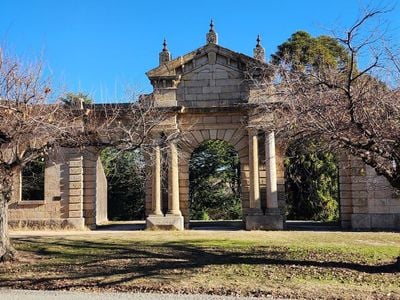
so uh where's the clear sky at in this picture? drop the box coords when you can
[1,0,399,102]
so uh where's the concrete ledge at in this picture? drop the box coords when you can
[146,214,184,230]
[245,214,284,230]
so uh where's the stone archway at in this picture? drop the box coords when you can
[178,126,250,228]
[145,107,284,230]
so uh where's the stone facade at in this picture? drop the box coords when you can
[9,148,107,229]
[8,24,400,231]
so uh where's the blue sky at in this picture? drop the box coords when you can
[1,0,399,102]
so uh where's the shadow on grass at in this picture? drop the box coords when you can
[0,236,398,291]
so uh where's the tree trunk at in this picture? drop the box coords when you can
[0,165,16,262]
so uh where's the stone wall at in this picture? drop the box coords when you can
[341,157,400,230]
[176,63,248,108]
[8,148,109,229]
[9,149,71,228]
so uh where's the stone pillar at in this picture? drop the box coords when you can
[147,141,184,230]
[168,141,181,216]
[246,130,283,230]
[152,145,162,215]
[248,128,262,213]
[67,151,85,229]
[265,131,278,209]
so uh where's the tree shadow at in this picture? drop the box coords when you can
[0,236,398,291]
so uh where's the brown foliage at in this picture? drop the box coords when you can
[0,48,169,260]
[257,9,400,189]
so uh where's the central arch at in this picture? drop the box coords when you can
[188,139,242,228]
[175,122,251,228]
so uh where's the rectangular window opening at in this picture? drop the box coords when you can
[21,157,45,201]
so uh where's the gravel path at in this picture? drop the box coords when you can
[0,289,267,300]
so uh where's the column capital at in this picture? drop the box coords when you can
[247,127,259,136]
[264,130,275,135]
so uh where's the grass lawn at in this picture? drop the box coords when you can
[1,230,399,299]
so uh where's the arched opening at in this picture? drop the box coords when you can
[100,148,145,222]
[284,140,340,229]
[189,139,242,229]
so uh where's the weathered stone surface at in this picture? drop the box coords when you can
[245,214,284,230]
[146,215,184,230]
[351,214,371,229]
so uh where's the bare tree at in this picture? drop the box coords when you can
[256,8,400,190]
[0,49,170,261]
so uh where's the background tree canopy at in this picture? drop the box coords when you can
[60,92,93,106]
[272,30,349,70]
[189,140,241,220]
[272,31,344,222]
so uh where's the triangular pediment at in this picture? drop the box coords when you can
[146,43,266,79]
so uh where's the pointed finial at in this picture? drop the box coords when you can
[162,38,168,51]
[256,34,261,47]
[159,38,171,65]
[253,34,265,62]
[206,19,218,44]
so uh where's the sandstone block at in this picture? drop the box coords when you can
[351,214,371,229]
[68,211,82,218]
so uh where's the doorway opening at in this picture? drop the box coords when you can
[100,148,145,222]
[284,140,340,230]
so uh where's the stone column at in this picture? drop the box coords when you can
[265,131,278,209]
[168,141,181,216]
[152,145,163,215]
[248,128,261,212]
[147,138,184,231]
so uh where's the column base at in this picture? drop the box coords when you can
[67,218,85,230]
[246,208,264,216]
[245,214,283,230]
[146,214,184,231]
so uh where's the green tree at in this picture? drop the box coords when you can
[100,148,145,220]
[273,31,346,221]
[272,31,349,71]
[60,92,93,106]
[285,141,339,221]
[189,140,241,220]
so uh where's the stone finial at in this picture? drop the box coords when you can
[206,19,218,44]
[159,38,171,65]
[253,34,265,62]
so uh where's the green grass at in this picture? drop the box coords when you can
[1,230,399,299]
